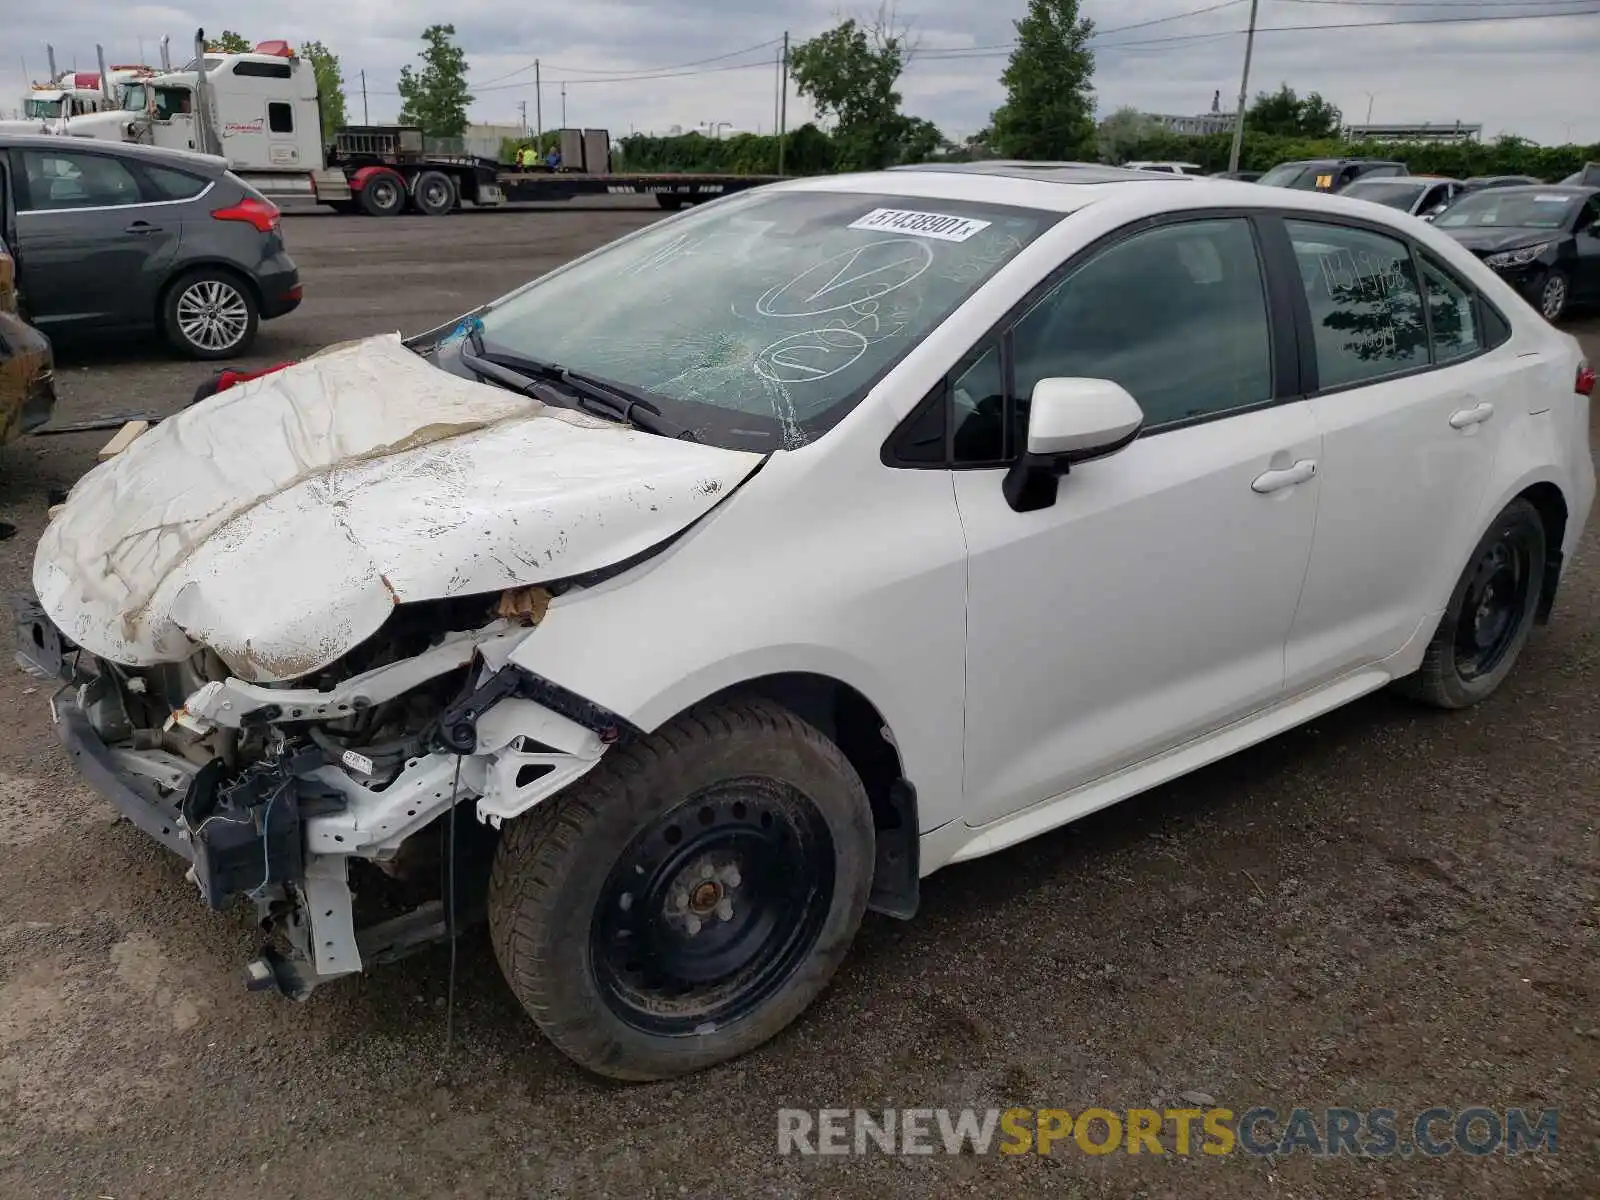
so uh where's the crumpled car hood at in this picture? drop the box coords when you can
[34,333,763,681]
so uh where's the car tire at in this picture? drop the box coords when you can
[487,697,874,1081]
[411,170,455,217]
[1537,270,1569,322]
[358,171,406,217]
[161,269,259,360]
[1394,499,1546,709]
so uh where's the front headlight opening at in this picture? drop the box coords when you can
[1486,243,1549,268]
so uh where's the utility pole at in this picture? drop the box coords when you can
[534,60,542,146]
[361,70,369,124]
[773,46,781,137]
[560,82,566,128]
[1226,0,1260,174]
[777,31,789,176]
[517,100,526,133]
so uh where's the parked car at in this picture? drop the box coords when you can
[1123,160,1204,175]
[1258,158,1408,192]
[1559,162,1600,187]
[1462,175,1542,193]
[18,166,1594,1081]
[1338,174,1466,220]
[1432,184,1600,321]
[1210,169,1263,182]
[0,135,301,359]
[0,222,56,446]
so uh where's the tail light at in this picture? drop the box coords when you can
[1577,362,1595,396]
[211,197,280,234]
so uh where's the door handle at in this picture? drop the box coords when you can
[1252,459,1317,494]
[124,221,162,234]
[1449,402,1494,429]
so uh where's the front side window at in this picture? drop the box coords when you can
[470,190,1057,450]
[1008,218,1273,438]
[19,150,142,211]
[1285,220,1428,389]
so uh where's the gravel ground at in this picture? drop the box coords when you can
[0,202,1596,1200]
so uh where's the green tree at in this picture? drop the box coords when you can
[299,41,346,135]
[789,12,910,171]
[1246,84,1342,139]
[206,31,252,54]
[397,24,473,138]
[1096,106,1161,163]
[991,0,1097,160]
[896,116,948,164]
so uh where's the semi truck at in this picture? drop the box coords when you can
[59,30,783,216]
[0,44,153,136]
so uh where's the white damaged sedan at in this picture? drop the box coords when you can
[17,165,1594,1080]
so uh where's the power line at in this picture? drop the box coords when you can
[474,37,782,88]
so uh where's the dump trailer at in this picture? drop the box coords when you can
[57,29,783,215]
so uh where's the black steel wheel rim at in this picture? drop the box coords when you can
[590,777,835,1036]
[1453,531,1533,680]
[372,179,398,208]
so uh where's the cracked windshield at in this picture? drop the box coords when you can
[473,190,1055,449]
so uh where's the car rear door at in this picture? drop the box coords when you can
[952,215,1322,827]
[12,146,181,334]
[1278,217,1509,692]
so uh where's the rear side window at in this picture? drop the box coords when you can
[1285,220,1428,389]
[140,164,209,201]
[268,103,293,133]
[1419,257,1481,363]
[18,149,142,211]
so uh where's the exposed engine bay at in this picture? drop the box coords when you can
[15,585,624,996]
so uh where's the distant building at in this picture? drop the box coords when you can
[1342,122,1482,145]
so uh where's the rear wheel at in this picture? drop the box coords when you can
[487,698,874,1081]
[161,269,258,360]
[358,171,406,217]
[1395,499,1546,708]
[411,170,455,216]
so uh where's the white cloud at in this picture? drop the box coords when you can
[2,1,1596,145]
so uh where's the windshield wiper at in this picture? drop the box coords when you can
[460,330,698,442]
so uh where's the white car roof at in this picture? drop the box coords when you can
[771,166,1404,222]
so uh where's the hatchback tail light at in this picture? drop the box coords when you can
[212,197,280,234]
[1577,362,1596,396]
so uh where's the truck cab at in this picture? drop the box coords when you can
[61,39,346,203]
[0,74,113,136]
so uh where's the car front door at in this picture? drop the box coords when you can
[952,215,1323,827]
[1568,195,1600,300]
[1279,218,1505,692]
[11,146,181,334]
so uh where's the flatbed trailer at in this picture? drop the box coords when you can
[315,125,783,217]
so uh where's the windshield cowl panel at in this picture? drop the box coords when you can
[470,190,1059,453]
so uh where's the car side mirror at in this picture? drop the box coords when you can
[1002,378,1145,513]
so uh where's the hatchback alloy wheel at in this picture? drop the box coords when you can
[175,279,251,354]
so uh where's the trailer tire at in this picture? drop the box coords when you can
[412,170,455,217]
[359,170,407,217]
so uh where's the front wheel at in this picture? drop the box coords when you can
[1537,270,1569,322]
[1394,499,1546,709]
[161,269,258,360]
[488,698,874,1080]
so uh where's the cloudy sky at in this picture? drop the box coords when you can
[5,1,1597,146]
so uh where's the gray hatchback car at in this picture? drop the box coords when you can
[0,136,300,359]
